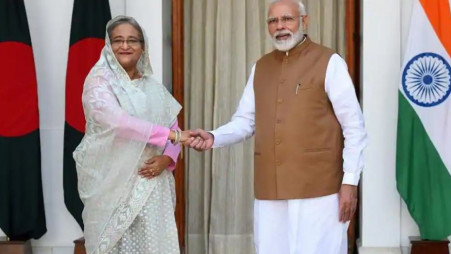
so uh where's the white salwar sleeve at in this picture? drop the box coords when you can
[325,54,368,186]
[210,65,256,148]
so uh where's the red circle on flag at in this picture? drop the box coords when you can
[0,42,39,137]
[66,38,105,133]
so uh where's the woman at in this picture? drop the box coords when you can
[73,16,189,254]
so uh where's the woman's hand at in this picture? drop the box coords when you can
[180,130,193,144]
[138,155,173,179]
[168,130,194,144]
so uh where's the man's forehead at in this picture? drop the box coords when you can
[268,1,299,17]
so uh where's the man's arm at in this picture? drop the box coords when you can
[326,54,367,186]
[211,65,256,148]
[187,65,256,150]
[325,54,367,222]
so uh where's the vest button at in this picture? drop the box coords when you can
[275,139,281,145]
[277,119,282,124]
[277,99,283,104]
[280,79,286,84]
[276,160,282,165]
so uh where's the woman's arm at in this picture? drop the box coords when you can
[161,121,181,171]
[83,78,171,147]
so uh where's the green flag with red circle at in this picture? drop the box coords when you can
[0,0,46,240]
[64,0,111,229]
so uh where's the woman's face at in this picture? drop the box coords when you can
[110,23,144,70]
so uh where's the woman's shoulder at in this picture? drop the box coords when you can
[140,76,164,90]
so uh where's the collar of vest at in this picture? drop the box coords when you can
[274,35,311,59]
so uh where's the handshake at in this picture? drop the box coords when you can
[169,129,214,151]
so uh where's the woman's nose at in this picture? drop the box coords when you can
[120,41,130,49]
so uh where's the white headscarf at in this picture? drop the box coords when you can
[73,16,181,254]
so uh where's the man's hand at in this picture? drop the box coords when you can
[338,184,358,222]
[184,129,214,151]
[138,155,172,179]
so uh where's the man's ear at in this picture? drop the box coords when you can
[302,15,309,31]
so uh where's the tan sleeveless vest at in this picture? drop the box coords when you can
[253,37,344,200]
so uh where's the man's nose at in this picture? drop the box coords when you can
[276,20,285,30]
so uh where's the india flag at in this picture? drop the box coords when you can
[397,0,451,240]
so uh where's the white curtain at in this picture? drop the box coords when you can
[184,1,346,253]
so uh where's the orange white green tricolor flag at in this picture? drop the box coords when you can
[397,0,451,240]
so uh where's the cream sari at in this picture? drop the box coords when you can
[73,16,181,254]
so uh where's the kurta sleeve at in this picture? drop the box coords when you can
[324,54,368,186]
[161,120,181,171]
[210,65,256,147]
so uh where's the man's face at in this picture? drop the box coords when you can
[267,1,308,51]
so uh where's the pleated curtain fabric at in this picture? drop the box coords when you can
[305,0,346,57]
[184,0,345,253]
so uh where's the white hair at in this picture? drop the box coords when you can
[270,0,307,16]
[298,1,307,16]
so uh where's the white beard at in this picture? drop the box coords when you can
[272,27,305,52]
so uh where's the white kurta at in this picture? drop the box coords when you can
[210,53,367,254]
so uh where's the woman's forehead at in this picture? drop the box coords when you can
[110,23,140,37]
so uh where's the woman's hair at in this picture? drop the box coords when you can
[107,16,144,46]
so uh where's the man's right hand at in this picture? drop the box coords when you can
[185,129,214,151]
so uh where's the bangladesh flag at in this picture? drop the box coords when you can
[64,0,111,229]
[397,0,451,240]
[0,0,46,240]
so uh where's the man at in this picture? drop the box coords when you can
[186,0,367,253]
